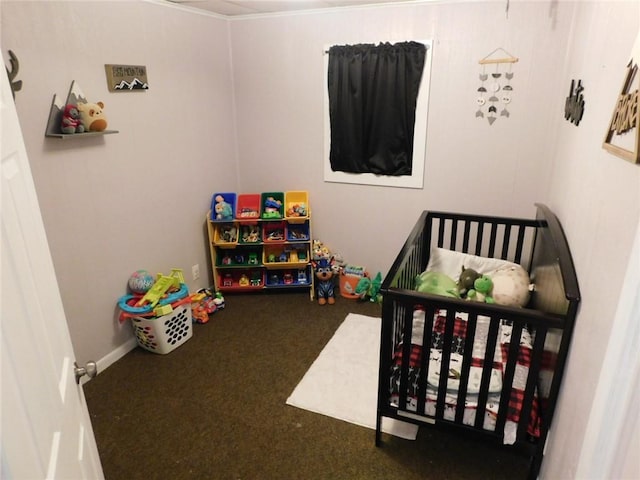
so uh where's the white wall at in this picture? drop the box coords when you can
[543,1,640,479]
[1,0,238,364]
[229,1,575,276]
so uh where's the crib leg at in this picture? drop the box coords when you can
[375,414,382,447]
[528,451,543,480]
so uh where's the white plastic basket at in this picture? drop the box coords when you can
[131,305,193,354]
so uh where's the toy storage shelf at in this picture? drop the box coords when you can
[206,194,314,300]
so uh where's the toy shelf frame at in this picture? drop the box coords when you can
[206,211,315,300]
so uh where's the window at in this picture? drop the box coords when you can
[323,40,432,189]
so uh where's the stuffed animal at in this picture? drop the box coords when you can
[312,257,336,305]
[467,275,494,303]
[458,266,480,296]
[77,101,108,132]
[214,195,233,220]
[415,271,460,298]
[60,104,85,134]
[490,265,532,307]
[355,271,383,303]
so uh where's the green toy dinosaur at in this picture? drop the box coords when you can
[467,275,495,303]
[355,272,383,303]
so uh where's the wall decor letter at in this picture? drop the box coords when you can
[565,79,585,126]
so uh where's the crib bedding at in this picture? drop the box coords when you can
[389,308,545,444]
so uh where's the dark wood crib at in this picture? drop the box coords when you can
[375,204,580,480]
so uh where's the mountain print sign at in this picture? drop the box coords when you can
[105,64,149,92]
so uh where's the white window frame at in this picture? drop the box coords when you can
[323,39,433,189]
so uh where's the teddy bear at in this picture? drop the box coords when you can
[312,257,336,305]
[60,104,85,134]
[77,101,108,132]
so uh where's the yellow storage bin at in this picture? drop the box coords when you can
[263,244,310,269]
[213,223,239,246]
[285,191,309,222]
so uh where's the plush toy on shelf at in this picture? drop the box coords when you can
[312,257,336,305]
[214,195,233,220]
[60,104,85,134]
[77,101,108,132]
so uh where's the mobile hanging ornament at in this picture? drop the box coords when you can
[475,48,518,125]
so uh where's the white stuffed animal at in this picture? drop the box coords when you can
[490,265,532,307]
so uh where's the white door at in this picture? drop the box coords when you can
[1,70,104,478]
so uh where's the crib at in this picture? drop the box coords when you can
[375,204,580,480]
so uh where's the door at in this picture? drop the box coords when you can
[1,71,104,478]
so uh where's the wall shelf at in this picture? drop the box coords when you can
[45,80,117,139]
[45,130,119,139]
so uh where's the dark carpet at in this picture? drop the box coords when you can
[84,292,529,479]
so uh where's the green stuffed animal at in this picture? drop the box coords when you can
[415,271,460,298]
[355,272,383,303]
[467,275,495,303]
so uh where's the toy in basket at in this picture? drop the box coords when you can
[118,269,193,354]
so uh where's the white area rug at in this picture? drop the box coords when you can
[286,313,419,440]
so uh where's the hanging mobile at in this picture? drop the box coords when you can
[476,66,488,117]
[476,47,518,125]
[501,62,514,117]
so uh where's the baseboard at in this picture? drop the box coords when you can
[87,337,138,383]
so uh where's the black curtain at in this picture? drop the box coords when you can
[327,41,426,176]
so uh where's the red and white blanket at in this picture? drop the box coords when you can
[390,309,555,444]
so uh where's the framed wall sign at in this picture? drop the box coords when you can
[602,59,639,164]
[104,64,149,92]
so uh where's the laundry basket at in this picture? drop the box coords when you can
[131,305,193,354]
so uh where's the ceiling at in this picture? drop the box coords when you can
[164,0,421,17]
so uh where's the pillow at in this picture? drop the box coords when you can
[426,247,522,282]
[425,247,531,307]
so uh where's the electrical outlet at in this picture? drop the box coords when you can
[192,264,200,280]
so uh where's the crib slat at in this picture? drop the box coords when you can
[488,223,498,258]
[462,220,471,253]
[416,306,436,417]
[437,218,446,248]
[455,312,478,424]
[397,307,415,410]
[495,322,524,434]
[449,220,458,250]
[517,326,548,440]
[435,309,456,420]
[475,223,484,256]
[501,224,512,259]
[474,316,501,430]
[514,224,527,264]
